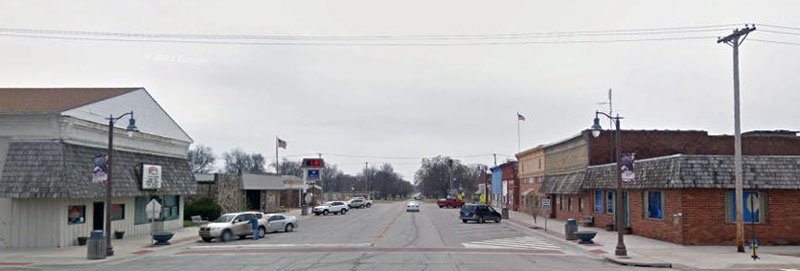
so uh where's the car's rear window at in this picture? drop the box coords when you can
[461,205,476,211]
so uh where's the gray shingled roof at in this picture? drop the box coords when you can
[582,154,800,190]
[541,171,585,194]
[0,142,196,198]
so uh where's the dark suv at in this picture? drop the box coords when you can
[460,204,501,223]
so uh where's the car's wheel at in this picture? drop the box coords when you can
[462,219,467,223]
[366,203,372,208]
[323,210,329,215]
[220,230,233,242]
[478,216,485,224]
[438,205,443,208]
[201,237,213,242]
[341,209,347,215]
[495,217,502,223]
[258,227,266,238]
[285,224,294,232]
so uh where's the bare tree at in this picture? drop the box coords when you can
[187,145,216,173]
[222,148,266,174]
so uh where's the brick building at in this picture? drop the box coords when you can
[515,146,546,215]
[535,129,800,245]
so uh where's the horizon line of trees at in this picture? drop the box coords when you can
[187,144,414,199]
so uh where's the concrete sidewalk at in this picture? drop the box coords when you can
[0,226,202,268]
[508,210,800,269]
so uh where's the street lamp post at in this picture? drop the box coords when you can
[591,111,627,257]
[105,111,139,256]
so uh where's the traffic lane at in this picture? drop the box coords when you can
[192,201,404,246]
[424,202,534,246]
[66,252,676,271]
[374,201,447,248]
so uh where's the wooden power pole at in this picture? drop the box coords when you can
[717,24,756,253]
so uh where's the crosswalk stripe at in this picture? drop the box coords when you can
[462,235,561,250]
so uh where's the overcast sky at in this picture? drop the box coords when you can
[1,1,799,180]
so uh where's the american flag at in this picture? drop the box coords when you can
[517,113,526,121]
[277,138,287,149]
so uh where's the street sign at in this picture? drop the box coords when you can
[145,199,162,220]
[307,169,320,180]
[541,199,551,210]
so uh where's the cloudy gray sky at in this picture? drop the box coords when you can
[1,1,799,180]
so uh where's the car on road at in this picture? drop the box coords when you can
[348,197,368,208]
[313,201,349,215]
[198,211,267,242]
[264,213,298,233]
[413,193,423,200]
[437,197,465,208]
[460,204,502,223]
[406,201,420,212]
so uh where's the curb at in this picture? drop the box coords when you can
[506,216,676,269]
[504,218,604,260]
[604,256,673,268]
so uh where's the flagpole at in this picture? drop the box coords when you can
[275,136,279,175]
[517,115,521,152]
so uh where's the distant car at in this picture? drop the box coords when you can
[460,204,502,223]
[348,197,367,208]
[198,212,267,242]
[313,201,349,215]
[437,198,465,208]
[264,213,298,233]
[413,194,423,200]
[406,201,420,212]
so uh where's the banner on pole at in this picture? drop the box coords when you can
[92,154,108,183]
[621,153,636,183]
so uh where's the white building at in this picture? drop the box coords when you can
[0,88,196,248]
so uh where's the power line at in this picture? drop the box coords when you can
[750,39,800,46]
[0,23,737,46]
[758,24,800,32]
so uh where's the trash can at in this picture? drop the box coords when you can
[565,219,578,240]
[501,207,509,219]
[301,204,308,216]
[87,230,107,260]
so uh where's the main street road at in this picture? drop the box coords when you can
[67,201,672,271]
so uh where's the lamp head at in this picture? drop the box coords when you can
[125,112,139,137]
[591,115,602,138]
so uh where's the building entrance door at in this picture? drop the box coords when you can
[93,202,104,230]
[622,191,631,227]
[246,190,261,211]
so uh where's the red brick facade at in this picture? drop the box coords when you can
[549,189,800,245]
[588,130,800,166]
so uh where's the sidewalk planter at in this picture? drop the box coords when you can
[152,232,174,246]
[575,231,597,244]
[623,226,632,235]
[114,231,125,239]
[77,236,88,246]
[604,223,615,231]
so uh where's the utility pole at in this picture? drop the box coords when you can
[365,162,369,199]
[718,24,756,253]
[493,153,497,166]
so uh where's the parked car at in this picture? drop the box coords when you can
[437,198,465,208]
[413,193,423,200]
[264,213,298,233]
[406,201,420,212]
[348,197,367,208]
[459,204,502,223]
[198,211,267,242]
[313,201,349,215]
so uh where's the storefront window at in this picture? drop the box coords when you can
[606,191,615,214]
[112,204,125,221]
[594,191,603,213]
[726,191,765,223]
[68,205,85,225]
[644,191,663,219]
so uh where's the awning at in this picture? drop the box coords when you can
[521,188,536,196]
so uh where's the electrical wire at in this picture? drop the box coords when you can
[750,39,800,46]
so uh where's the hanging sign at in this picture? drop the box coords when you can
[92,154,108,183]
[142,164,163,189]
[621,153,636,183]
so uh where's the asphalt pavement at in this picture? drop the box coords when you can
[48,201,674,271]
